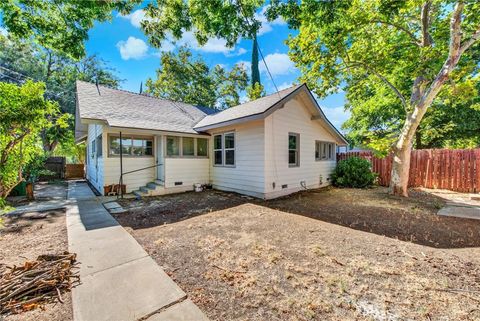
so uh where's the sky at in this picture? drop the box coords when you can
[84,7,350,131]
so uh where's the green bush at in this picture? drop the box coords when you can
[331,157,376,188]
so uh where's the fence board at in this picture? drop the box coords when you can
[337,148,480,193]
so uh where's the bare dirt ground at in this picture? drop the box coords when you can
[0,209,73,321]
[115,187,480,321]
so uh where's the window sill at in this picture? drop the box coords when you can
[288,164,300,168]
[213,164,236,168]
[165,156,209,159]
[108,155,154,158]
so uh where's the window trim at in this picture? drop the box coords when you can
[315,141,336,161]
[108,134,154,158]
[165,136,210,159]
[213,131,236,167]
[288,132,300,167]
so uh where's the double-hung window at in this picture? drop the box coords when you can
[315,141,336,161]
[288,133,300,167]
[214,132,235,166]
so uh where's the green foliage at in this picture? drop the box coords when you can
[331,157,376,188]
[146,47,248,109]
[142,0,263,49]
[247,82,266,100]
[268,1,480,153]
[0,0,137,59]
[251,35,261,86]
[0,80,58,198]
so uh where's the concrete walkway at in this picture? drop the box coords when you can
[431,189,480,220]
[66,181,208,321]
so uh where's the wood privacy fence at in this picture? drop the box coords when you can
[65,164,85,179]
[337,149,480,193]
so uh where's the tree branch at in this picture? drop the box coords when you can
[459,27,480,56]
[421,1,433,47]
[345,61,408,111]
[369,19,420,46]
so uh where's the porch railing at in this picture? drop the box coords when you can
[117,163,163,199]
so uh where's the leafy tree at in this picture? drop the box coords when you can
[247,35,266,100]
[0,0,137,59]
[270,0,480,196]
[0,36,121,153]
[146,47,248,109]
[331,157,377,188]
[247,82,266,100]
[0,81,59,200]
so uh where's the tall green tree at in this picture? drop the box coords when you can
[247,35,266,100]
[0,81,59,199]
[269,0,480,196]
[146,47,248,109]
[0,0,137,59]
[0,36,121,152]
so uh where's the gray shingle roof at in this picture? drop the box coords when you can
[76,80,216,134]
[193,84,302,130]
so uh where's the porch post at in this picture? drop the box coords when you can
[119,131,123,199]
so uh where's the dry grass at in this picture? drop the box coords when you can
[115,187,480,320]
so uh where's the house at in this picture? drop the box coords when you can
[75,80,348,199]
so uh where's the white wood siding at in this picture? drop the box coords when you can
[164,158,209,189]
[264,97,337,199]
[208,120,265,198]
[85,124,104,193]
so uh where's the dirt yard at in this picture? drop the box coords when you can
[115,187,480,321]
[0,209,73,321]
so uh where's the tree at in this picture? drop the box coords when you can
[0,81,59,200]
[0,35,121,152]
[146,47,248,109]
[0,0,137,59]
[270,0,480,196]
[247,35,266,100]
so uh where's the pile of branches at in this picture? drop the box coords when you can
[0,252,80,315]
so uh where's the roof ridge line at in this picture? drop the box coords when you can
[76,80,216,112]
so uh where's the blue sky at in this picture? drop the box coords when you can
[84,7,349,130]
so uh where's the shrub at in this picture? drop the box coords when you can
[331,157,376,188]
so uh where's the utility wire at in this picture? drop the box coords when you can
[237,0,280,95]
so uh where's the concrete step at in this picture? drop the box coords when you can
[154,180,165,186]
[133,190,148,198]
[140,186,154,193]
[147,182,162,190]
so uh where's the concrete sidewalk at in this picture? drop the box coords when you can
[66,181,208,321]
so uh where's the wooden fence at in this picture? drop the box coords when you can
[65,164,85,179]
[337,149,480,193]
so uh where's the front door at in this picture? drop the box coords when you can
[156,136,164,182]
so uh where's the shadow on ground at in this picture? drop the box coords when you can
[114,187,480,249]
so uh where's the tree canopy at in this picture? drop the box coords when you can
[0,0,137,59]
[146,47,248,109]
[0,81,59,199]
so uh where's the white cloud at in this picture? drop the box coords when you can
[322,106,351,129]
[277,82,293,91]
[259,53,296,76]
[236,60,252,71]
[255,6,286,36]
[116,37,149,60]
[117,9,149,28]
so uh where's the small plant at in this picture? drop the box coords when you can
[331,157,376,188]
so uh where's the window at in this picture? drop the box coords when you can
[182,137,195,156]
[288,133,299,167]
[96,135,103,157]
[213,132,235,166]
[315,141,336,161]
[224,133,235,166]
[166,136,180,156]
[197,138,208,157]
[213,134,223,165]
[109,135,153,157]
[91,139,95,159]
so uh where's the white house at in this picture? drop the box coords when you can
[75,80,348,199]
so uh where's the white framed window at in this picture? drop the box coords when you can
[96,134,103,157]
[213,132,235,166]
[109,135,153,157]
[166,136,209,158]
[315,141,336,161]
[288,133,300,167]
